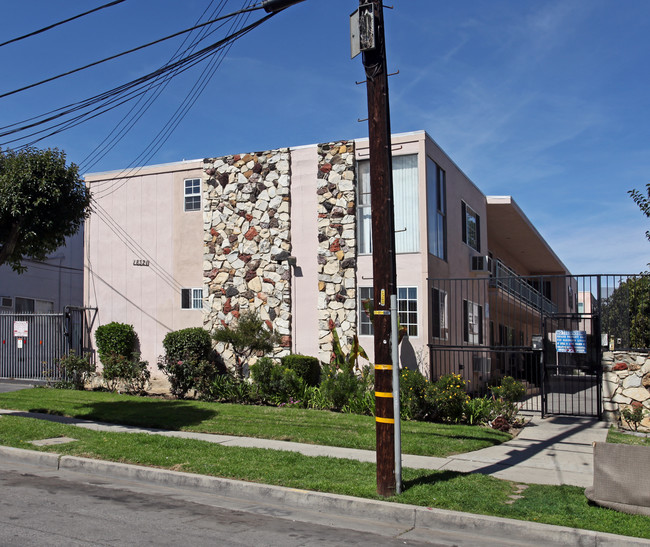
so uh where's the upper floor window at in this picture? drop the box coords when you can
[462,201,480,252]
[181,288,203,310]
[427,158,446,260]
[184,178,201,211]
[357,155,419,254]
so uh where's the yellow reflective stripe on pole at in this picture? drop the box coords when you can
[375,391,393,398]
[376,417,395,424]
[375,364,392,370]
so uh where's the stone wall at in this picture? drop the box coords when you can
[602,351,650,432]
[316,141,357,362]
[202,149,292,369]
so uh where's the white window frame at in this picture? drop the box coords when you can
[184,178,201,212]
[356,155,419,254]
[398,286,418,337]
[359,286,418,337]
[181,288,203,310]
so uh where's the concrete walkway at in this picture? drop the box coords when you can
[0,408,609,487]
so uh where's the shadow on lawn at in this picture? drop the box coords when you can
[26,399,217,431]
[402,469,465,490]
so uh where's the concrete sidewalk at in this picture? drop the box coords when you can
[0,408,608,487]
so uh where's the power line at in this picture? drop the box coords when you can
[0,12,275,148]
[0,0,128,49]
[0,4,265,100]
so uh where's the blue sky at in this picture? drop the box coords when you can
[1,0,648,274]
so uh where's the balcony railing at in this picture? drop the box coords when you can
[490,260,558,314]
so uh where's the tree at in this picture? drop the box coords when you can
[0,147,91,272]
[212,310,280,380]
[601,275,650,349]
[629,183,650,241]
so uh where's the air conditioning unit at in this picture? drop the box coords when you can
[471,255,493,272]
[0,296,12,310]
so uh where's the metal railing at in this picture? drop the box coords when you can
[490,260,557,315]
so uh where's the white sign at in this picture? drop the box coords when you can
[13,321,28,337]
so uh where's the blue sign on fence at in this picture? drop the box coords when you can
[555,330,587,354]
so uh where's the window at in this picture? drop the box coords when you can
[431,287,448,339]
[398,287,418,337]
[358,286,374,336]
[14,298,53,313]
[427,158,446,260]
[463,299,483,345]
[184,178,201,211]
[181,288,203,310]
[357,155,419,254]
[358,286,418,337]
[461,201,480,252]
[578,302,585,314]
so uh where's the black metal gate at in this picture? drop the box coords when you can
[428,273,617,418]
[0,307,97,381]
[541,313,602,418]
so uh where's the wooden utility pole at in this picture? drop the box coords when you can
[358,0,397,497]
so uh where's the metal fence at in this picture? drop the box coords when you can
[0,307,96,381]
[427,273,649,416]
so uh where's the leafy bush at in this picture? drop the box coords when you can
[102,353,150,394]
[399,368,430,420]
[250,356,305,404]
[342,366,375,416]
[202,373,255,404]
[57,351,95,390]
[158,328,221,399]
[319,364,373,413]
[213,311,280,380]
[427,373,469,423]
[622,401,645,432]
[489,376,526,425]
[490,376,525,403]
[281,354,321,387]
[95,322,137,363]
[463,396,498,425]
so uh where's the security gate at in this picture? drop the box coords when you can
[541,313,602,418]
[427,274,638,419]
[0,307,96,381]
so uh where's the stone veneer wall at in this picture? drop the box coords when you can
[602,351,650,432]
[316,141,357,362]
[202,149,292,369]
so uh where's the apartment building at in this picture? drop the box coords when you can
[84,130,572,380]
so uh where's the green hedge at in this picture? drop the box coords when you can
[281,354,321,387]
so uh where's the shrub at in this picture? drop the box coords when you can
[95,322,137,363]
[342,366,375,416]
[102,353,150,394]
[490,376,525,404]
[319,364,372,413]
[622,401,645,432]
[463,396,498,425]
[158,328,221,399]
[427,373,469,423]
[281,354,321,387]
[57,351,95,390]
[202,373,254,404]
[250,356,305,405]
[399,368,430,420]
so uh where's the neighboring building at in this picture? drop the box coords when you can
[0,230,84,314]
[84,130,573,380]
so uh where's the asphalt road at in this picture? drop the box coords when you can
[0,458,535,547]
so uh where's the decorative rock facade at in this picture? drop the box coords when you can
[201,141,359,370]
[316,141,357,362]
[202,149,293,365]
[602,351,650,432]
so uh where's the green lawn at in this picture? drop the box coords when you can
[607,427,650,446]
[1,413,649,540]
[0,387,510,457]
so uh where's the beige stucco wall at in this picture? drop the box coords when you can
[84,161,204,377]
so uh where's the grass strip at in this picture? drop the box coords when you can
[0,388,510,457]
[0,414,648,540]
[607,427,650,446]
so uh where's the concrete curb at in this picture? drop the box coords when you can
[1,445,647,546]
